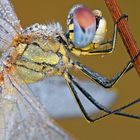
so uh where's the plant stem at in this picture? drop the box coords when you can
[104,0,140,77]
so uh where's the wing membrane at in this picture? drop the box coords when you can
[0,0,21,31]
[0,0,22,52]
[0,73,72,140]
[30,76,117,118]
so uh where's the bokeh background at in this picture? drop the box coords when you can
[12,0,140,140]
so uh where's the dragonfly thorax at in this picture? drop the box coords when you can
[11,32,71,83]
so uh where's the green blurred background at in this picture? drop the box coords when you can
[12,0,140,140]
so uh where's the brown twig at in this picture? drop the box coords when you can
[104,0,140,77]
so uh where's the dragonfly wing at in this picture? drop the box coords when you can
[0,0,22,52]
[0,0,21,32]
[31,77,117,119]
[0,73,72,140]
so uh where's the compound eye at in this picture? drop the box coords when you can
[67,5,96,48]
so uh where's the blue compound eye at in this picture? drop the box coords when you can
[67,5,96,48]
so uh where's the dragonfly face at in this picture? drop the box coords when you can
[66,4,107,54]
[67,4,97,48]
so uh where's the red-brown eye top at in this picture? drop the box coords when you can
[67,5,97,48]
[74,7,96,29]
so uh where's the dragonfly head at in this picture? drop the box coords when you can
[66,4,97,48]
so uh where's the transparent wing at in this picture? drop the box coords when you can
[0,73,72,140]
[0,0,21,31]
[0,0,22,52]
[30,77,117,119]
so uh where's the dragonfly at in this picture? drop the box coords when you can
[0,2,140,140]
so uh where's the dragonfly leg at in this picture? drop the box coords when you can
[64,72,140,122]
[88,14,128,55]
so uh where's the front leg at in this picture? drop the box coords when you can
[88,14,128,55]
[74,59,134,88]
